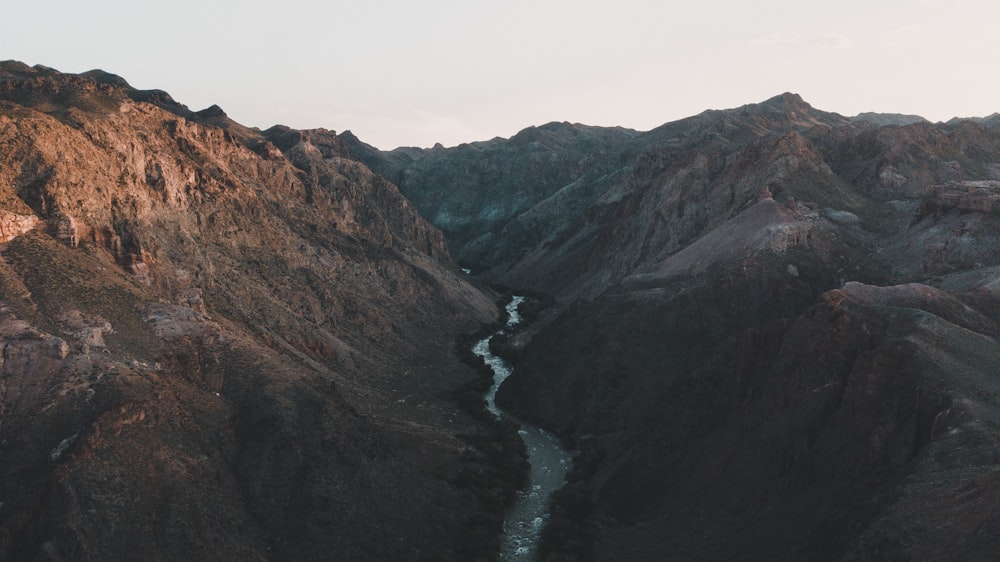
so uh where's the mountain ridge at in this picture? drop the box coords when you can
[0,60,517,561]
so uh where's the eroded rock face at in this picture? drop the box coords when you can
[0,62,501,561]
[0,211,37,243]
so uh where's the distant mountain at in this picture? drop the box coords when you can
[351,92,1000,560]
[341,121,640,277]
[346,93,857,296]
[946,112,1000,127]
[851,111,929,126]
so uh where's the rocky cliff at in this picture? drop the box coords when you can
[0,62,506,561]
[354,93,1000,560]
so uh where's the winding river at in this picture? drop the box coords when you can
[472,296,573,561]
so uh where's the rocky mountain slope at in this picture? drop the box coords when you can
[0,62,509,561]
[352,94,1000,560]
[341,123,639,278]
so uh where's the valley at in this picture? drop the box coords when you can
[472,296,572,560]
[3,60,1000,561]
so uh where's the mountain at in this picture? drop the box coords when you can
[8,60,1000,561]
[352,93,1000,560]
[0,61,515,561]
[350,93,853,297]
[851,111,929,126]
[341,122,640,278]
[946,112,1000,127]
[347,94,856,297]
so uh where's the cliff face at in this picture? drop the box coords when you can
[355,92,1000,560]
[0,62,501,561]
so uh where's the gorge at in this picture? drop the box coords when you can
[3,61,1000,561]
[350,94,1000,561]
[473,296,572,560]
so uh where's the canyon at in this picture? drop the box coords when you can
[3,60,1000,561]
[351,94,1000,560]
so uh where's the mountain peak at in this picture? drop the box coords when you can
[195,104,227,119]
[726,92,850,129]
[0,59,35,78]
[759,92,812,112]
[80,69,131,89]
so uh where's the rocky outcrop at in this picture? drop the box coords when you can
[0,210,37,243]
[917,180,1000,215]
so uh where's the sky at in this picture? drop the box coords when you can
[3,0,1000,149]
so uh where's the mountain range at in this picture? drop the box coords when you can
[348,92,1000,561]
[3,61,1000,561]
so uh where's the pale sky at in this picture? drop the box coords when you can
[3,0,999,149]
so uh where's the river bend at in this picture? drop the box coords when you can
[472,296,572,560]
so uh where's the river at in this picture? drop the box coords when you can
[472,296,573,561]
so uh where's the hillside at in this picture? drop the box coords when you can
[0,61,508,561]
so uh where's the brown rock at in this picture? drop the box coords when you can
[0,210,37,243]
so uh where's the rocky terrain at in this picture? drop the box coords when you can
[7,58,1000,562]
[353,95,1000,560]
[0,62,515,561]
